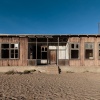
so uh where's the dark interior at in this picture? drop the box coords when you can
[42,52,47,59]
[1,44,9,48]
[71,50,79,59]
[85,50,93,59]
[1,49,9,58]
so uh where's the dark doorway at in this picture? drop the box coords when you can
[28,44,36,59]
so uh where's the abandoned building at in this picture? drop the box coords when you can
[0,34,100,68]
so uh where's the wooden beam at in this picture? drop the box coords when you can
[36,38,37,66]
[47,37,49,65]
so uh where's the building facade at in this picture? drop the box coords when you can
[0,34,100,67]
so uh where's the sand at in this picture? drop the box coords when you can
[0,73,100,100]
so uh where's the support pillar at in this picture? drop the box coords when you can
[57,37,59,66]
[47,37,49,65]
[36,37,37,66]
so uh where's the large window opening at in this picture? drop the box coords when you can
[1,43,19,59]
[28,44,47,60]
[70,43,79,59]
[85,43,94,59]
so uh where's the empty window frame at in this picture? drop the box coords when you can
[41,46,47,59]
[70,43,80,59]
[1,44,9,58]
[85,43,94,59]
[1,43,19,59]
[10,43,19,59]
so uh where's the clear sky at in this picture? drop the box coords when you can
[0,0,100,34]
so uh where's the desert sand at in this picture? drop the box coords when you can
[0,72,100,100]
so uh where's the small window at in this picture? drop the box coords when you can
[11,44,18,49]
[42,47,44,51]
[71,44,74,48]
[76,44,78,48]
[11,44,14,48]
[70,43,79,59]
[45,48,47,51]
[85,44,88,49]
[41,46,47,52]
[1,44,9,48]
[14,44,18,48]
[85,43,94,59]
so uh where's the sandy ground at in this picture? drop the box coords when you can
[0,73,100,100]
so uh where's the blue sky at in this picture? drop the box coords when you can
[0,0,100,34]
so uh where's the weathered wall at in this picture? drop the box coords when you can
[81,37,96,66]
[0,37,28,66]
[69,37,100,66]
[69,37,81,66]
[1,36,99,67]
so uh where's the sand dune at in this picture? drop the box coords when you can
[0,73,100,100]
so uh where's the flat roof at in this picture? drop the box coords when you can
[0,34,100,37]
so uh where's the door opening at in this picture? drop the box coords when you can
[49,50,57,64]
